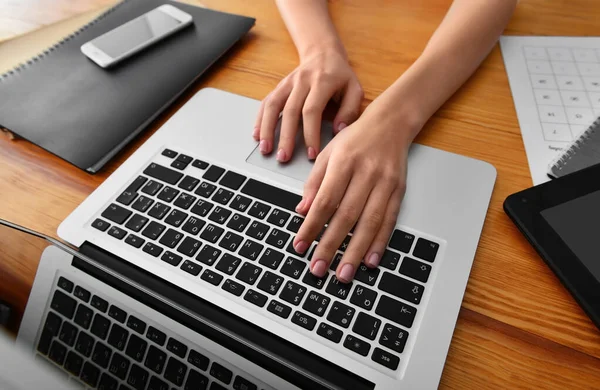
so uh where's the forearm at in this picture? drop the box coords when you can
[275,0,346,60]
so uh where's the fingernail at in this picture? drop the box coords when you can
[295,199,306,213]
[259,140,269,154]
[338,263,354,283]
[294,240,309,254]
[311,259,327,277]
[367,253,380,268]
[276,149,287,162]
[307,147,317,160]
[337,122,347,132]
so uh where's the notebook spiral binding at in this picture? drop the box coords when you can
[550,117,600,173]
[0,0,131,82]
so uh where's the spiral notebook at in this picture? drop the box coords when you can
[0,0,254,173]
[548,117,600,178]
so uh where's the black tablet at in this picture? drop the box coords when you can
[504,163,600,331]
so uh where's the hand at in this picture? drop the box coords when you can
[253,47,363,162]
[291,107,415,283]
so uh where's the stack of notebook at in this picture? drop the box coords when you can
[548,117,600,179]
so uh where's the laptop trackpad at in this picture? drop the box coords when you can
[246,121,335,183]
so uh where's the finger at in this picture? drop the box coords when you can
[253,95,267,141]
[260,81,293,154]
[277,83,310,162]
[333,82,364,134]
[310,176,374,278]
[302,86,335,160]
[295,147,331,215]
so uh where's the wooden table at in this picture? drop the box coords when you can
[1,0,599,388]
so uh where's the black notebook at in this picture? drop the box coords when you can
[548,117,600,179]
[0,0,254,172]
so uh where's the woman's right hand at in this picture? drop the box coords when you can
[253,46,363,162]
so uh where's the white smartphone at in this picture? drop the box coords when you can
[81,4,193,68]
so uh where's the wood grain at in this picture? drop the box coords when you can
[0,0,599,388]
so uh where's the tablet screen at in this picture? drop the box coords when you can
[541,190,600,281]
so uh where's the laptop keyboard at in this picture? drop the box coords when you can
[91,148,442,374]
[37,276,266,390]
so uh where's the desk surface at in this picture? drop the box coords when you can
[1,0,599,388]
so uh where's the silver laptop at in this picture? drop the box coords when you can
[53,88,496,389]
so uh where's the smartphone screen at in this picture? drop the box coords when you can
[92,9,182,58]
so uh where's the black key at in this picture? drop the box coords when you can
[125,234,145,249]
[148,202,171,220]
[191,199,214,218]
[317,322,343,343]
[159,228,184,248]
[142,180,163,196]
[247,201,270,220]
[233,376,257,390]
[99,373,119,390]
[201,269,224,286]
[281,257,306,279]
[379,323,409,353]
[92,218,111,232]
[182,216,206,236]
[44,311,62,336]
[257,271,284,295]
[218,232,243,252]
[91,295,109,313]
[379,272,424,304]
[222,279,245,296]
[57,276,74,293]
[74,305,93,329]
[302,271,328,290]
[109,353,130,380]
[325,277,352,300]
[126,175,148,193]
[186,369,210,390]
[181,260,203,276]
[399,257,432,283]
[243,289,268,307]
[165,209,188,227]
[238,239,263,261]
[413,238,439,263]
[209,206,232,225]
[117,190,138,206]
[302,291,330,317]
[210,362,232,385]
[178,175,200,192]
[266,228,290,249]
[59,321,78,346]
[161,251,183,266]
[286,215,304,233]
[108,324,129,351]
[177,237,202,257]
[145,347,171,376]
[146,327,166,346]
[338,235,352,252]
[127,364,149,390]
[177,154,193,164]
[126,334,147,363]
[203,165,226,182]
[285,240,306,258]
[148,376,169,390]
[291,311,317,331]
[236,262,262,285]
[212,187,234,205]
[246,220,269,241]
[142,221,166,240]
[216,253,242,275]
[48,339,67,365]
[158,187,180,203]
[127,316,147,335]
[64,350,84,376]
[241,179,302,213]
[167,338,187,358]
[375,296,417,328]
[329,253,342,271]
[195,182,217,198]
[227,213,251,233]
[91,314,111,339]
[102,203,132,225]
[219,171,246,190]
[388,230,415,254]
[132,195,154,213]
[106,227,127,242]
[258,248,284,270]
[196,245,221,266]
[174,193,197,210]
[353,312,381,341]
[162,149,177,158]
[372,347,400,370]
[108,305,127,324]
[280,281,307,306]
[354,264,380,286]
[188,350,209,371]
[267,300,292,319]
[192,159,208,169]
[211,383,228,390]
[267,208,290,227]
[327,301,355,329]
[200,224,224,243]
[144,163,183,185]
[92,342,113,368]
[143,242,163,258]
[51,290,77,319]
[350,285,378,311]
[171,158,190,170]
[75,331,95,357]
[229,195,252,212]
[165,357,189,386]
[81,361,101,387]
[343,335,370,357]
[380,250,400,270]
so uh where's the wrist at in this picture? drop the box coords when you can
[298,39,348,63]
[362,95,425,147]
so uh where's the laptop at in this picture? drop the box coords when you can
[46,88,496,389]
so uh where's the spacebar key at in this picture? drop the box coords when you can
[241,179,302,213]
[143,163,183,185]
